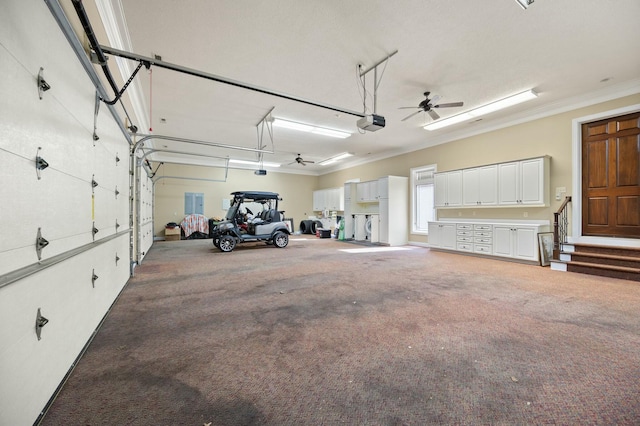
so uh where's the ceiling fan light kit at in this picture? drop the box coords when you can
[272,118,351,139]
[423,89,538,131]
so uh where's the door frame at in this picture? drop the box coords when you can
[571,103,640,247]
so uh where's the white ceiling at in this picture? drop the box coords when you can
[88,0,640,175]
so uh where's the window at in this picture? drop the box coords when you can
[185,192,204,215]
[411,165,436,234]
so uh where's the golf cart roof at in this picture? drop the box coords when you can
[231,191,281,201]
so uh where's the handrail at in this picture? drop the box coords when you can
[553,196,572,260]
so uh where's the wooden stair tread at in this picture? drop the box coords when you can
[566,251,640,262]
[566,261,640,274]
[573,243,640,253]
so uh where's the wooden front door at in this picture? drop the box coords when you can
[582,112,640,238]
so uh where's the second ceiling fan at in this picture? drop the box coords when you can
[400,91,464,122]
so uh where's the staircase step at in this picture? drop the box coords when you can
[568,251,640,269]
[573,243,640,259]
[566,261,640,282]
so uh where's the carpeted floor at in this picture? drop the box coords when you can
[41,237,640,425]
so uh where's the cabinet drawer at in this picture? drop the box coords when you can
[457,236,473,242]
[457,224,474,230]
[456,230,473,236]
[474,231,492,237]
[474,237,492,244]
[474,225,492,231]
[474,244,492,254]
[457,243,473,251]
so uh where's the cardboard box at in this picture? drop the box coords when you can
[165,227,181,241]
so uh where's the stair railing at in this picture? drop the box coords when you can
[553,196,572,260]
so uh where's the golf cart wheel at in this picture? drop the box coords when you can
[218,235,236,252]
[273,231,289,248]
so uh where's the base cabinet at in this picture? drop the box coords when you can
[429,220,548,263]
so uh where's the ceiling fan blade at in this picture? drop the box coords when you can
[435,102,464,108]
[398,106,421,110]
[401,110,423,122]
[428,109,440,120]
[430,94,442,104]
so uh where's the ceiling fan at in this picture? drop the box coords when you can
[288,154,315,166]
[400,91,464,122]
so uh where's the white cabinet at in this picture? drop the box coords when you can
[378,176,408,246]
[428,222,456,249]
[429,220,548,263]
[463,165,498,206]
[356,180,379,203]
[493,225,539,261]
[498,157,548,206]
[434,170,462,207]
[313,187,344,211]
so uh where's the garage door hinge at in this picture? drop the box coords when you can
[115,186,119,198]
[35,308,49,341]
[37,67,51,100]
[115,253,120,265]
[35,147,49,180]
[92,222,99,240]
[36,227,49,260]
[91,269,98,288]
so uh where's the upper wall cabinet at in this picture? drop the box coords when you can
[436,156,549,209]
[356,180,380,203]
[434,170,462,207]
[498,157,549,206]
[313,187,344,211]
[462,165,498,206]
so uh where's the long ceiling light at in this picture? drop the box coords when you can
[230,159,280,168]
[423,89,538,131]
[272,118,351,139]
[319,152,354,166]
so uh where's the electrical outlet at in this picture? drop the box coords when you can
[555,186,566,201]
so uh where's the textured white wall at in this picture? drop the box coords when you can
[0,1,133,424]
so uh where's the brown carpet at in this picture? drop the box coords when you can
[41,237,640,425]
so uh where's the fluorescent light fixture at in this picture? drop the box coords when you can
[272,118,351,139]
[515,0,534,9]
[424,89,538,131]
[229,159,280,168]
[318,152,353,166]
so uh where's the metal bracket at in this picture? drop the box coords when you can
[116,153,120,164]
[92,222,99,240]
[115,253,120,265]
[93,91,100,142]
[36,308,49,340]
[115,186,119,198]
[115,219,120,230]
[91,269,98,288]
[36,227,49,261]
[35,147,49,180]
[91,176,99,189]
[37,67,51,100]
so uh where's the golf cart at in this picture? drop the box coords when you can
[211,191,290,252]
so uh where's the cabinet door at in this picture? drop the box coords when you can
[441,224,457,249]
[428,222,441,247]
[462,168,479,206]
[379,198,389,243]
[446,171,463,206]
[498,162,519,205]
[514,227,537,260]
[520,158,544,205]
[312,190,324,211]
[477,165,498,205]
[369,180,379,201]
[377,177,389,199]
[493,226,513,257]
[434,174,448,207]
